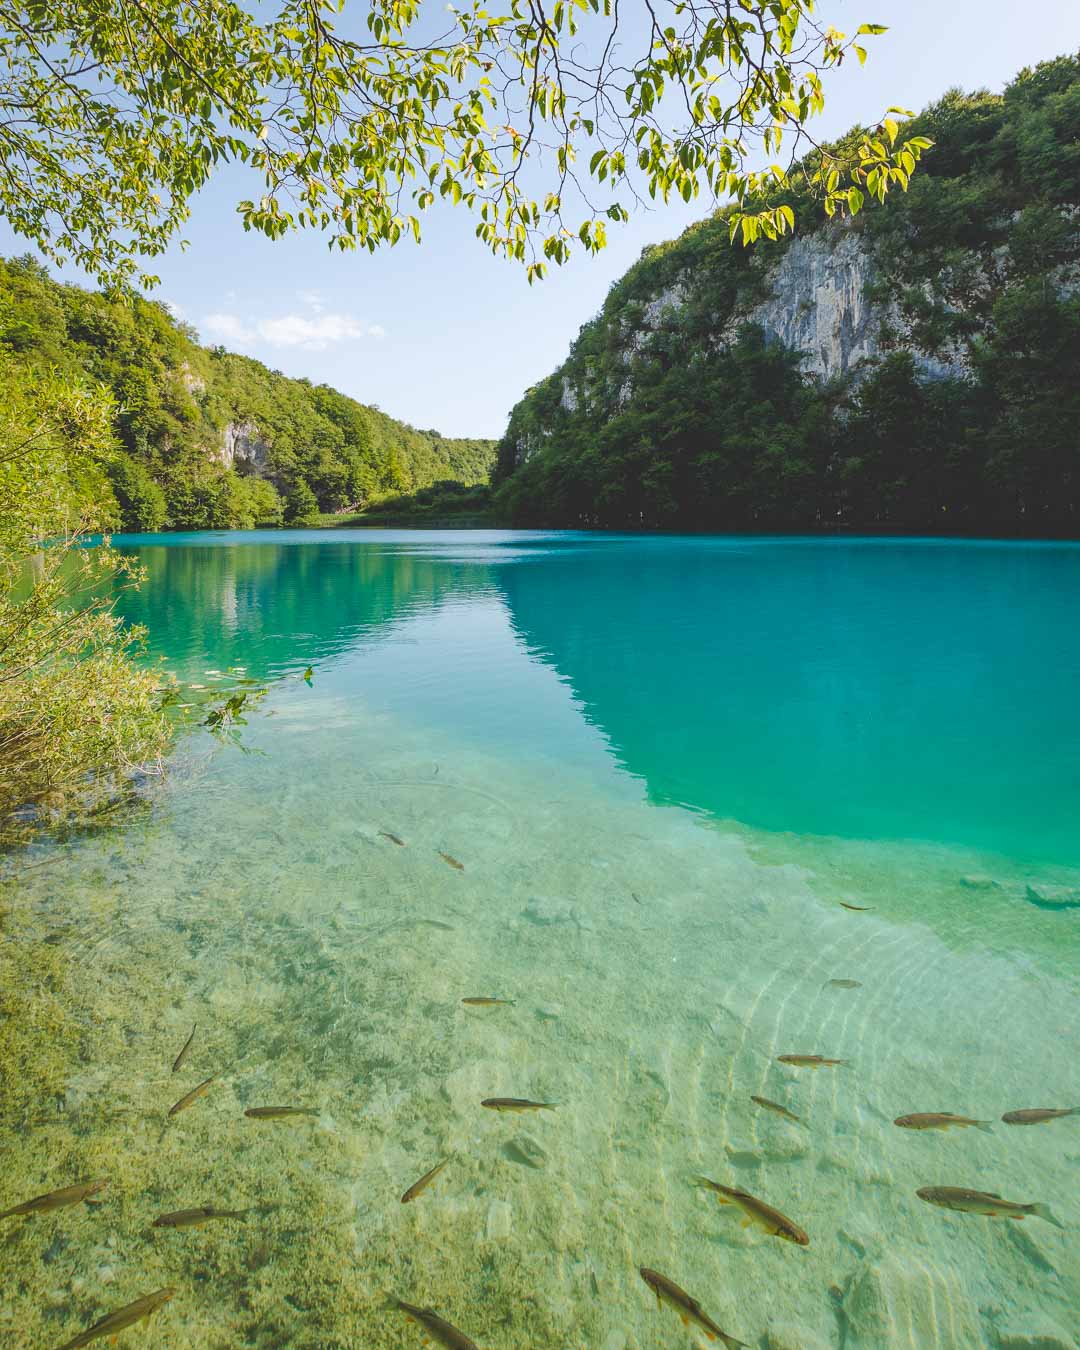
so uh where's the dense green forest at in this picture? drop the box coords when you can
[494,55,1080,534]
[0,256,495,531]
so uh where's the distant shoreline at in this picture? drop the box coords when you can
[317,514,1079,541]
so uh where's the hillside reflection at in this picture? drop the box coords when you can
[495,536,1080,863]
[113,531,1080,864]
[114,533,501,676]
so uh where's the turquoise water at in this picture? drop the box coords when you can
[2,531,1078,1349]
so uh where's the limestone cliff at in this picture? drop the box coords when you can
[218,420,271,474]
[494,55,1080,533]
[546,213,986,422]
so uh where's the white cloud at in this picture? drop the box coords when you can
[200,309,385,351]
[296,288,325,313]
[202,312,253,345]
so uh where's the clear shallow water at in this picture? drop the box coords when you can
[2,531,1078,1349]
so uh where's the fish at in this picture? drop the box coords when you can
[750,1095,802,1124]
[638,1268,748,1346]
[480,1098,556,1112]
[55,1287,176,1349]
[839,902,871,911]
[303,666,314,685]
[401,1158,451,1204]
[1001,1107,1079,1126]
[894,1113,993,1133]
[916,1186,1063,1227]
[438,851,465,871]
[395,1299,479,1349]
[244,1106,320,1119]
[695,1179,810,1245]
[0,1179,107,1221]
[776,1054,848,1069]
[167,1076,214,1117]
[379,830,406,846]
[152,1206,248,1228]
[823,979,862,989]
[461,997,515,1006]
[172,1023,197,1073]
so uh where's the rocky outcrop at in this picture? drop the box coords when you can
[177,361,206,397]
[539,220,966,449]
[733,227,960,381]
[218,420,271,474]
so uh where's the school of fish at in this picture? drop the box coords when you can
[2,844,1073,1348]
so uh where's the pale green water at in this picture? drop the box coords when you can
[2,531,1078,1349]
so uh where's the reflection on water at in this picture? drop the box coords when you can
[2,530,1078,1349]
[118,531,1080,862]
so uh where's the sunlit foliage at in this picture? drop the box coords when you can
[0,256,496,529]
[0,0,924,288]
[0,358,170,846]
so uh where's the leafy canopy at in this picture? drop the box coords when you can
[1,0,926,287]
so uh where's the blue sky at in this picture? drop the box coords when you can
[2,2,1078,438]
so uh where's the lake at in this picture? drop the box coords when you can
[3,530,1078,1349]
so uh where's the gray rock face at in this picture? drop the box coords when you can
[177,360,206,397]
[219,420,271,474]
[727,228,963,383]
[736,229,883,379]
[506,218,985,473]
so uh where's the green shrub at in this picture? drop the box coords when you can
[0,356,171,846]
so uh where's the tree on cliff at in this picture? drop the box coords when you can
[1,0,929,289]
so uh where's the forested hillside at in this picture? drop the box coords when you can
[0,256,495,530]
[495,55,1080,535]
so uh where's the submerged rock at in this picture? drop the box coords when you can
[1024,884,1080,911]
[995,1313,1077,1349]
[844,1256,980,1345]
[838,1214,883,1259]
[765,1323,832,1350]
[485,1199,512,1241]
[442,1060,504,1113]
[502,1133,549,1169]
[522,897,581,926]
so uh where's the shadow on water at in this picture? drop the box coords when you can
[495,535,1080,866]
